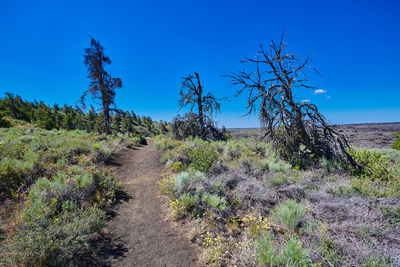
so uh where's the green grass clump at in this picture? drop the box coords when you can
[256,232,314,266]
[181,192,199,209]
[202,193,227,211]
[271,199,306,232]
[256,231,277,265]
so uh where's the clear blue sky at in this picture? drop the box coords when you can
[0,0,399,128]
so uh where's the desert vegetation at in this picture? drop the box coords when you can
[0,127,145,265]
[152,134,400,266]
[393,131,400,150]
[0,26,398,267]
[0,37,165,265]
[149,34,400,266]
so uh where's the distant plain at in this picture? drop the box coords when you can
[230,122,400,149]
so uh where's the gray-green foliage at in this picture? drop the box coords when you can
[153,135,400,266]
[256,231,314,266]
[271,199,306,232]
[319,157,345,172]
[6,207,105,266]
[0,127,126,200]
[174,170,205,192]
[1,127,125,265]
[181,193,199,208]
[202,192,227,211]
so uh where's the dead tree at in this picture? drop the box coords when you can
[226,33,357,167]
[81,36,122,135]
[177,72,223,140]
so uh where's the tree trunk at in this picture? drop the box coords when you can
[102,102,110,135]
[195,72,205,139]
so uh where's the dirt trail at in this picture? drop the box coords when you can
[104,146,199,267]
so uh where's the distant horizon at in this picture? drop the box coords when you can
[1,91,399,128]
[227,121,400,130]
[1,0,399,128]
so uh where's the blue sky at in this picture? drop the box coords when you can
[0,0,399,128]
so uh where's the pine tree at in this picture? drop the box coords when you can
[81,37,122,135]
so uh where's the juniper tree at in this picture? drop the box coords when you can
[81,37,122,135]
[226,33,357,167]
[177,72,223,140]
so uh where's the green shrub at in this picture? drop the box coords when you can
[0,127,126,264]
[362,255,392,267]
[151,136,183,151]
[224,130,232,141]
[173,161,184,172]
[349,178,400,198]
[5,168,117,265]
[279,237,314,266]
[0,115,12,128]
[392,132,400,150]
[6,207,105,266]
[181,193,199,208]
[256,231,314,266]
[174,170,206,192]
[124,137,141,148]
[347,148,400,197]
[95,175,122,207]
[174,171,191,192]
[225,140,249,160]
[259,156,292,172]
[268,173,290,187]
[271,199,305,232]
[187,145,219,172]
[0,157,36,199]
[320,157,345,172]
[368,147,400,169]
[202,193,227,211]
[349,148,395,181]
[377,205,400,223]
[256,231,277,266]
[158,175,176,197]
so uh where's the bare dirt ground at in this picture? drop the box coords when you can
[102,146,199,267]
[230,122,400,149]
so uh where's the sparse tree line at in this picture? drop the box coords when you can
[0,92,167,136]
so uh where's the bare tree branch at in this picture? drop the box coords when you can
[225,33,358,167]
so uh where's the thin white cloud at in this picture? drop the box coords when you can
[301,99,310,103]
[326,96,331,99]
[314,89,327,94]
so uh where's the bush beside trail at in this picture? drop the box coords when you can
[151,135,400,266]
[0,127,142,265]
